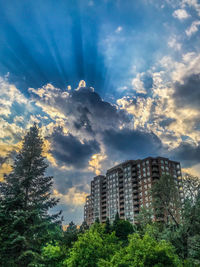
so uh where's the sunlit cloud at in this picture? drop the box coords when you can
[88,153,107,175]
[186,20,200,36]
[173,9,190,20]
[53,188,87,206]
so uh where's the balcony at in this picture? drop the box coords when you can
[152,173,159,178]
[152,167,159,172]
[152,160,158,164]
[119,188,124,193]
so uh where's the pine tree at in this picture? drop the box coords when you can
[105,217,111,234]
[0,124,60,266]
[112,212,120,230]
[79,221,89,233]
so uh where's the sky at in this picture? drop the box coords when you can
[0,0,200,224]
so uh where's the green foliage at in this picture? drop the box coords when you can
[100,231,182,267]
[154,174,200,263]
[41,242,67,267]
[65,223,119,267]
[0,124,60,266]
[79,221,89,234]
[112,219,134,241]
[136,206,154,230]
[105,217,111,234]
[62,221,79,249]
[0,125,199,266]
[151,174,181,226]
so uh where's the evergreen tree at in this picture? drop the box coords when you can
[105,217,111,234]
[67,221,77,233]
[95,217,100,223]
[79,221,89,233]
[0,124,60,266]
[62,221,78,248]
[112,212,120,232]
[112,212,120,230]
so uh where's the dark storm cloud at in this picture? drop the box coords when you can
[47,165,93,195]
[103,128,163,160]
[170,142,200,167]
[30,85,130,135]
[174,74,200,109]
[50,127,100,168]
[69,87,130,130]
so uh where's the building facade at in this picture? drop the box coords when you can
[84,157,183,225]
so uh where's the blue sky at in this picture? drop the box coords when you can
[0,0,200,224]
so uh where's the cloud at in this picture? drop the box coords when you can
[173,74,200,108]
[159,118,177,128]
[131,72,153,94]
[103,128,163,161]
[29,83,130,137]
[182,0,200,16]
[170,141,200,167]
[88,153,107,175]
[173,9,190,20]
[50,127,100,169]
[186,20,200,36]
[0,76,29,117]
[168,36,182,51]
[115,26,123,33]
[53,188,87,206]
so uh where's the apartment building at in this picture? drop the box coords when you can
[84,157,183,225]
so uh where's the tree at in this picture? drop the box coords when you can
[41,241,67,267]
[151,175,181,226]
[114,220,134,242]
[136,206,154,230]
[79,221,89,234]
[0,124,60,266]
[65,223,119,267]
[62,221,78,248]
[112,213,134,241]
[112,212,120,232]
[99,231,182,267]
[158,175,200,261]
[104,217,111,234]
[95,217,100,223]
[182,174,200,204]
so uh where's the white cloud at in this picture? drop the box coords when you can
[0,76,29,117]
[173,8,190,20]
[186,20,200,36]
[182,0,200,16]
[131,73,147,94]
[75,80,87,91]
[168,36,182,51]
[53,188,87,206]
[115,26,123,33]
[118,51,200,153]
